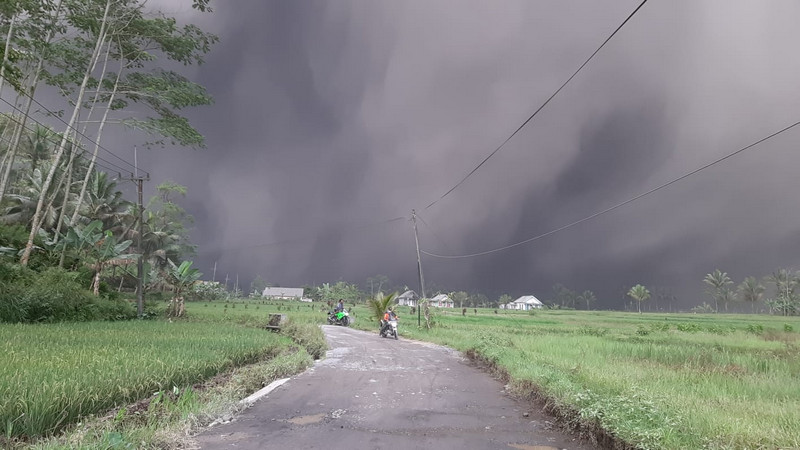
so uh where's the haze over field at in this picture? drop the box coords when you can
[124,1,800,307]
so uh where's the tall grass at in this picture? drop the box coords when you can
[0,320,294,438]
[355,308,800,449]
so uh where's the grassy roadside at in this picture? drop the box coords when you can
[357,308,799,449]
[0,300,328,449]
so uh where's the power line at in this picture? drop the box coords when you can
[421,119,800,259]
[415,212,452,252]
[1,88,144,174]
[0,97,147,177]
[0,107,141,177]
[424,0,649,210]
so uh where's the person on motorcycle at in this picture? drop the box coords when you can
[336,299,344,312]
[380,308,398,334]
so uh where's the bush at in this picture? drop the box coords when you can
[0,267,136,323]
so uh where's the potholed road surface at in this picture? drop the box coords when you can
[195,325,594,450]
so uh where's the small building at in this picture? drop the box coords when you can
[511,295,543,310]
[430,293,455,308]
[262,287,307,301]
[396,290,419,307]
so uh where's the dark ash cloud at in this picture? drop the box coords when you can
[127,0,800,307]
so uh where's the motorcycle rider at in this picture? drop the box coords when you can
[380,307,398,335]
[336,299,345,312]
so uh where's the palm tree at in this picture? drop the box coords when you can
[0,166,61,229]
[74,171,132,233]
[22,125,56,173]
[367,292,397,324]
[703,269,733,313]
[738,277,764,314]
[628,284,650,314]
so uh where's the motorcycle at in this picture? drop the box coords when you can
[328,309,351,326]
[379,318,398,339]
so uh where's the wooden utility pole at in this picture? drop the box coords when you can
[412,210,426,327]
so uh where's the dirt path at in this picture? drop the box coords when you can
[194,325,594,449]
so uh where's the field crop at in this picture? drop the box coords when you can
[373,309,800,449]
[0,320,296,439]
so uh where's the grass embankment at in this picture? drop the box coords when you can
[359,309,799,449]
[0,300,327,448]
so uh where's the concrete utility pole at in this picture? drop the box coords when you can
[412,210,426,327]
[124,147,149,317]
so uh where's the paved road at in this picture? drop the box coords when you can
[195,325,594,450]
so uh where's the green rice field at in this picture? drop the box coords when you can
[0,319,296,439]
[383,309,800,449]
[3,299,798,449]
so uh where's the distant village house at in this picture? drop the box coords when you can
[396,290,419,307]
[429,293,455,308]
[262,287,311,302]
[503,295,543,310]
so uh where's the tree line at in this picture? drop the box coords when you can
[0,0,215,322]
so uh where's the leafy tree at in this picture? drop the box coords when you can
[497,294,513,308]
[250,275,268,297]
[628,284,650,314]
[578,290,596,310]
[450,291,469,309]
[365,274,389,297]
[703,269,733,313]
[552,283,578,309]
[738,276,764,314]
[766,269,799,316]
[317,281,362,304]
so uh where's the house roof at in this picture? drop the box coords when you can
[514,295,543,305]
[430,294,453,302]
[262,287,304,297]
[397,290,419,300]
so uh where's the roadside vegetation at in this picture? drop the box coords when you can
[358,308,800,450]
[0,300,326,449]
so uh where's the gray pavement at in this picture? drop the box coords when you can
[194,325,595,450]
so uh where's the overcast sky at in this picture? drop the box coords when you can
[117,0,800,307]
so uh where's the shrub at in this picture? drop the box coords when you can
[785,323,794,333]
[746,324,764,334]
[676,323,701,333]
[0,267,136,323]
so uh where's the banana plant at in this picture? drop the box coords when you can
[166,259,201,318]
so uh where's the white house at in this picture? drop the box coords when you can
[262,287,308,301]
[511,295,543,310]
[429,293,455,308]
[396,290,419,307]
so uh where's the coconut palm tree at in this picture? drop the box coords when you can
[738,276,764,314]
[367,292,397,324]
[628,284,650,314]
[703,269,733,313]
[0,166,61,229]
[74,171,132,233]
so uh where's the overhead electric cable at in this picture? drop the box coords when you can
[415,212,453,252]
[0,97,148,177]
[425,0,649,210]
[1,88,144,173]
[421,119,800,259]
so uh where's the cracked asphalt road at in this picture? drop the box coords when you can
[194,325,594,450]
